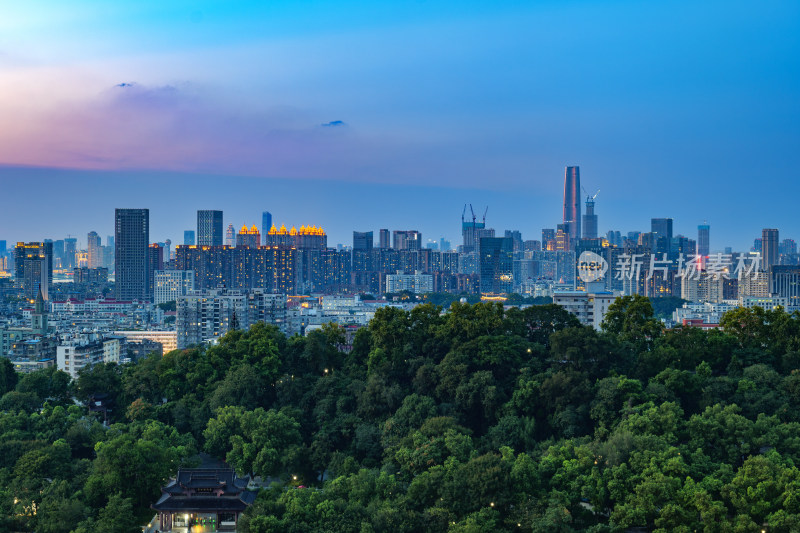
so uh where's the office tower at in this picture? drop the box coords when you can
[542,229,556,249]
[393,230,422,251]
[583,194,598,239]
[115,208,150,301]
[770,265,800,308]
[225,223,235,247]
[563,166,581,241]
[262,211,273,245]
[762,228,779,269]
[87,231,102,268]
[106,235,115,247]
[504,230,523,251]
[651,218,673,242]
[479,236,514,294]
[378,229,390,249]
[14,242,53,299]
[697,223,710,257]
[197,210,223,247]
[753,238,762,252]
[780,239,797,257]
[48,240,63,269]
[64,237,77,268]
[439,238,451,252]
[236,225,261,248]
[353,231,373,251]
[148,243,164,299]
[184,230,195,246]
[0,240,5,256]
[555,224,571,252]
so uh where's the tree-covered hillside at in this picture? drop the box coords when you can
[3,296,800,532]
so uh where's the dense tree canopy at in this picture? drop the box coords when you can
[3,301,800,531]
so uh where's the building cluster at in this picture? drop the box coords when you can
[4,168,800,369]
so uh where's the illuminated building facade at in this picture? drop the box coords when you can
[14,241,53,300]
[479,236,514,294]
[235,225,261,248]
[263,224,327,249]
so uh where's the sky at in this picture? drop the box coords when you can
[0,0,798,250]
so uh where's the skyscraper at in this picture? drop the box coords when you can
[262,211,273,245]
[650,218,673,242]
[64,237,77,268]
[762,228,779,269]
[378,229,390,249]
[225,223,235,247]
[479,236,513,294]
[197,210,223,247]
[582,194,598,239]
[353,231,373,250]
[697,223,710,257]
[184,230,195,246]
[87,231,102,268]
[14,242,53,299]
[115,208,150,301]
[651,218,673,255]
[393,230,422,251]
[563,166,581,242]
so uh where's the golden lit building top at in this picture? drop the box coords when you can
[266,224,326,236]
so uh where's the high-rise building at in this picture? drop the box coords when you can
[184,230,195,246]
[582,194,598,239]
[697,223,710,257]
[197,210,223,247]
[393,230,422,251]
[236,225,261,248]
[353,231,373,251]
[762,228,779,269]
[542,229,556,249]
[64,237,77,268]
[87,231,102,268]
[479,237,514,294]
[651,218,673,242]
[115,208,150,301]
[154,270,195,305]
[225,223,235,247]
[14,242,53,299]
[780,239,797,257]
[563,166,581,242]
[378,229,390,249]
[461,205,487,254]
[262,211,272,245]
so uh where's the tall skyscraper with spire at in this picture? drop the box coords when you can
[563,166,581,241]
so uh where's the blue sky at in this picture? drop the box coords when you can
[0,0,798,250]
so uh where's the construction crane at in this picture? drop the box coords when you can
[482,206,488,223]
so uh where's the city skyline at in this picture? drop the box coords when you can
[0,165,794,253]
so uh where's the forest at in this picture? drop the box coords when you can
[2,295,800,532]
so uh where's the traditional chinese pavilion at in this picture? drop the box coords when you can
[151,458,257,531]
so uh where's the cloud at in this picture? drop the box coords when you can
[321,120,345,127]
